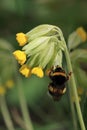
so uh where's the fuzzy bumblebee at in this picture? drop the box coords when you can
[48,66,71,101]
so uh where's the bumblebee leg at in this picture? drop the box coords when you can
[46,66,54,76]
[46,69,51,76]
[67,72,72,80]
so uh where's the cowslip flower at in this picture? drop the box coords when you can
[13,50,26,65]
[68,27,87,51]
[76,27,87,42]
[19,64,31,77]
[16,33,28,46]
[14,24,66,78]
[31,67,44,78]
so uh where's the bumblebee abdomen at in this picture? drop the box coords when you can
[48,82,66,100]
[47,66,71,101]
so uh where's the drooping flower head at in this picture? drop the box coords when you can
[13,24,66,78]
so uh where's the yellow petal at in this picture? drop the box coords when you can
[76,27,87,42]
[0,86,6,95]
[31,67,44,78]
[13,50,26,65]
[19,64,31,77]
[16,33,28,46]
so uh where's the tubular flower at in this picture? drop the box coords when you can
[19,64,31,77]
[13,50,26,65]
[68,27,87,51]
[0,86,6,95]
[15,24,66,78]
[76,27,87,42]
[31,67,44,78]
[16,33,28,46]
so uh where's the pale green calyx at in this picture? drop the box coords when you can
[26,24,64,42]
[22,24,66,70]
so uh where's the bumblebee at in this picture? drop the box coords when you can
[48,66,71,101]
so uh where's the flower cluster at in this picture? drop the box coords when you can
[13,24,66,78]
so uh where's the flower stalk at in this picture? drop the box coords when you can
[17,77,34,130]
[64,46,86,130]
[68,84,78,130]
[0,95,15,130]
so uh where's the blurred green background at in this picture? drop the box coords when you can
[0,0,87,130]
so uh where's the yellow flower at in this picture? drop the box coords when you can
[0,86,6,95]
[19,64,31,77]
[16,33,28,46]
[76,27,87,42]
[5,80,14,89]
[31,67,44,78]
[13,50,26,65]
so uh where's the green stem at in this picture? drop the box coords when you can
[68,85,78,130]
[64,46,86,130]
[17,77,34,130]
[0,95,15,130]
